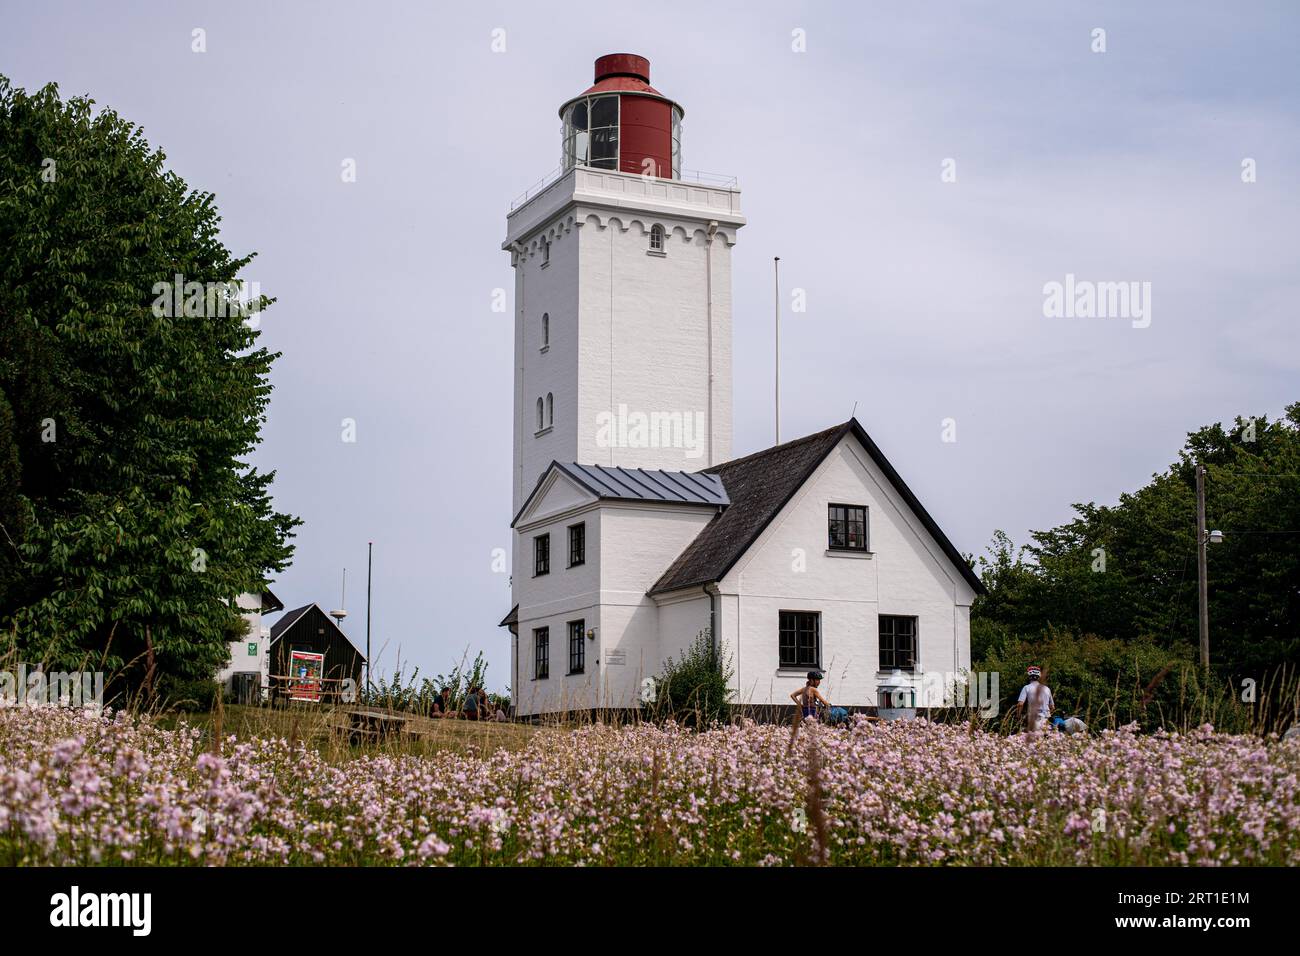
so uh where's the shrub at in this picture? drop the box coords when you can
[973,628,1264,731]
[643,628,733,728]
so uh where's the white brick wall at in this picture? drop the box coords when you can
[511,478,714,715]
[718,436,977,708]
[505,168,744,510]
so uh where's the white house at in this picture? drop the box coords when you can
[216,589,283,702]
[500,54,984,717]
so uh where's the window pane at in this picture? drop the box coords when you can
[590,95,617,128]
[590,127,617,162]
[569,620,585,673]
[879,616,915,670]
[572,101,588,131]
[535,628,549,679]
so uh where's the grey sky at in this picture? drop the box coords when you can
[4,1,1297,691]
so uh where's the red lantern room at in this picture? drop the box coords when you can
[559,54,683,180]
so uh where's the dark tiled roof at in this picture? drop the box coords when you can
[262,587,284,613]
[649,419,986,596]
[269,603,368,658]
[649,423,848,595]
[499,604,519,628]
[512,461,727,527]
[270,604,313,641]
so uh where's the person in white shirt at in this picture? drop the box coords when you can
[1016,665,1054,733]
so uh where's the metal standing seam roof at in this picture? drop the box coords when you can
[512,461,728,527]
[563,462,729,505]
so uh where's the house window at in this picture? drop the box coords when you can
[568,619,585,674]
[649,224,665,252]
[879,615,917,671]
[546,392,554,427]
[536,397,545,432]
[779,611,820,669]
[534,627,549,679]
[542,313,549,349]
[828,503,868,551]
[541,239,550,266]
[534,534,550,576]
[568,522,585,567]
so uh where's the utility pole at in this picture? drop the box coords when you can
[1196,462,1209,671]
[774,256,781,445]
[366,541,373,695]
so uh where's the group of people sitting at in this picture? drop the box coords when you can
[792,665,1088,735]
[430,685,508,721]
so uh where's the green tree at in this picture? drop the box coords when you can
[0,77,299,693]
[974,406,1300,680]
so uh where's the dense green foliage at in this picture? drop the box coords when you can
[643,628,734,727]
[972,406,1300,727]
[0,77,298,692]
[361,652,510,715]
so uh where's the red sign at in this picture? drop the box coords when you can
[289,651,325,701]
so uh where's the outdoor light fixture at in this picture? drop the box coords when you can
[1208,530,1224,544]
[587,627,597,640]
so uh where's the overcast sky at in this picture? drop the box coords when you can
[4,1,1297,690]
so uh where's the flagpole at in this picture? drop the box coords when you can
[774,256,781,445]
[366,541,373,695]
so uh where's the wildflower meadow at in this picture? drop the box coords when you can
[1,707,1297,867]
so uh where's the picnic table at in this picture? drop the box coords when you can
[343,708,409,745]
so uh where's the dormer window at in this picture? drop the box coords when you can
[648,224,665,254]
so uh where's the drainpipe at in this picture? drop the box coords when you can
[705,583,719,655]
[705,583,724,705]
[705,221,718,467]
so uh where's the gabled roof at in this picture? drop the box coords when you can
[270,604,313,641]
[269,602,368,659]
[649,419,985,596]
[499,604,519,628]
[261,587,284,614]
[512,461,728,527]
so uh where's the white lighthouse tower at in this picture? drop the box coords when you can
[503,53,745,514]
[500,55,979,719]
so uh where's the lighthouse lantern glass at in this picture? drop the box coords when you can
[671,107,682,178]
[563,94,619,172]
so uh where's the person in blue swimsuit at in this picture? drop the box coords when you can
[791,671,831,720]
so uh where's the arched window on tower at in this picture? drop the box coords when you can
[546,392,554,427]
[542,313,549,349]
[541,238,550,266]
[649,224,665,253]
[536,397,545,433]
